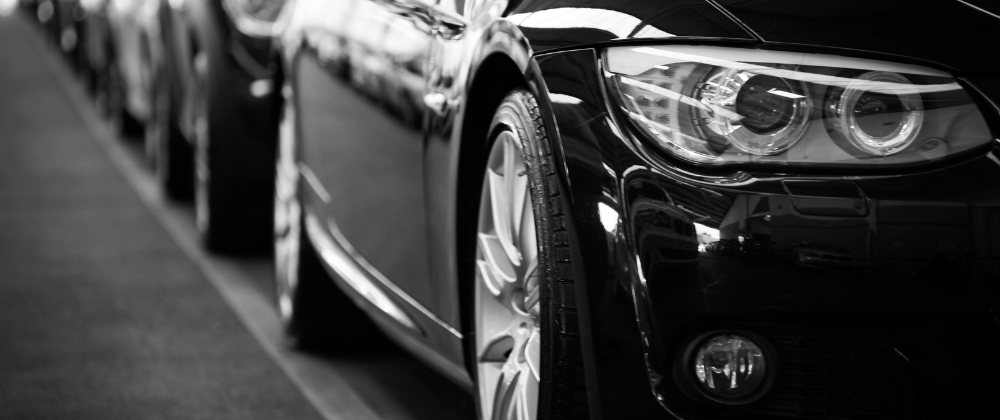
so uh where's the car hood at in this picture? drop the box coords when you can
[514,0,999,73]
[508,0,757,52]
[715,0,1000,73]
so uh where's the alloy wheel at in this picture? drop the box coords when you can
[475,129,541,420]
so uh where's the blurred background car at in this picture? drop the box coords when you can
[100,0,162,137]
[150,0,285,252]
[79,0,285,253]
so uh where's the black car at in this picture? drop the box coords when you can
[272,0,1000,419]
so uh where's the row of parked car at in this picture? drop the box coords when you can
[19,1,1000,420]
[23,0,281,253]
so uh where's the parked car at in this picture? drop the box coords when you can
[148,0,284,252]
[26,0,60,41]
[52,0,91,70]
[273,0,1000,419]
[99,0,164,137]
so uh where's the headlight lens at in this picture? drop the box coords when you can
[605,46,993,167]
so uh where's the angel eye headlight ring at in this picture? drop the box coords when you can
[827,71,924,156]
[693,68,812,156]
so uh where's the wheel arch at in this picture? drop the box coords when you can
[454,51,527,358]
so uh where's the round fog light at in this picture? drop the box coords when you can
[692,334,771,403]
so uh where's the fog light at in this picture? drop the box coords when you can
[692,334,771,403]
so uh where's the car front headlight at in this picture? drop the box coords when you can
[604,46,993,167]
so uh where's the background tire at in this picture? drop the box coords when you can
[193,37,277,254]
[473,91,590,420]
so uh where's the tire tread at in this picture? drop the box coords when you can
[507,91,590,420]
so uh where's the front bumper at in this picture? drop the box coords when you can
[536,48,1000,420]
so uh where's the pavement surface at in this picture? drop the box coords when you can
[0,11,328,420]
[0,9,474,420]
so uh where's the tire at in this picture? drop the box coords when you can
[473,91,589,420]
[273,143,370,350]
[146,68,193,200]
[192,41,277,254]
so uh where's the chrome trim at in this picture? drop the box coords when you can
[298,163,331,204]
[958,0,1000,21]
[305,213,420,332]
[304,213,464,340]
[368,312,474,389]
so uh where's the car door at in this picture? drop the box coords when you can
[295,0,437,318]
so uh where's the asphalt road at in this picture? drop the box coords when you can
[0,9,474,420]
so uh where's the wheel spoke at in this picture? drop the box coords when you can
[516,367,539,420]
[524,329,541,382]
[489,168,520,266]
[491,370,520,420]
[478,234,517,297]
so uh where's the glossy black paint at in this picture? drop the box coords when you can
[276,0,1000,419]
[714,0,1000,73]
[510,0,1000,74]
[508,0,755,52]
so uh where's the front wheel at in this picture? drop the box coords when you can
[474,91,590,420]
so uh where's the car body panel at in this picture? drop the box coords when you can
[293,8,437,326]
[282,0,473,386]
